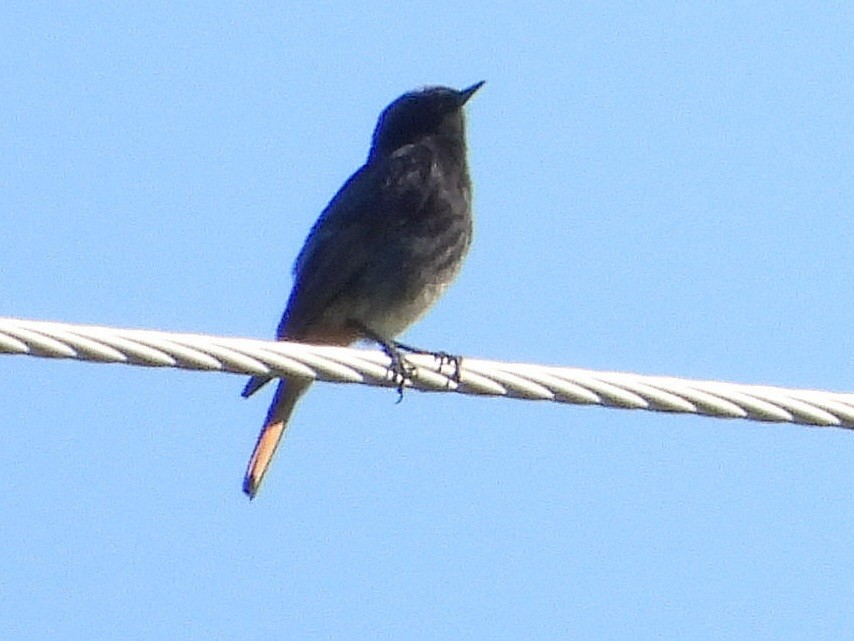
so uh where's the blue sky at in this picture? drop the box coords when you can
[1,3,852,639]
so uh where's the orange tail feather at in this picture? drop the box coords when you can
[243,378,310,499]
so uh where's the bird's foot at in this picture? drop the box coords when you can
[388,342,463,388]
[381,342,417,402]
[347,321,463,399]
[348,321,416,401]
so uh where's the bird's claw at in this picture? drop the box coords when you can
[433,351,463,385]
[380,342,416,402]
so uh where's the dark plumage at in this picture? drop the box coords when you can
[242,82,483,498]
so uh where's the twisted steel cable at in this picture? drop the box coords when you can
[1,316,852,429]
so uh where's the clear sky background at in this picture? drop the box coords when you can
[1,3,852,639]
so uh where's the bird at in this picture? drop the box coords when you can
[241,81,484,499]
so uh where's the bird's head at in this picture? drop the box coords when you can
[369,81,484,159]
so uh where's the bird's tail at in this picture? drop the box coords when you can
[243,378,311,499]
[242,374,271,398]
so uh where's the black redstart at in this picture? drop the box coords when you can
[242,81,484,498]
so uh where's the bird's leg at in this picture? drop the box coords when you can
[348,321,415,401]
[391,341,463,386]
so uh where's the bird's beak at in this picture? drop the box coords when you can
[459,80,486,105]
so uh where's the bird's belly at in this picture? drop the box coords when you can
[366,280,450,339]
[315,212,471,342]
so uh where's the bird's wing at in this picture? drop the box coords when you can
[277,144,436,340]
